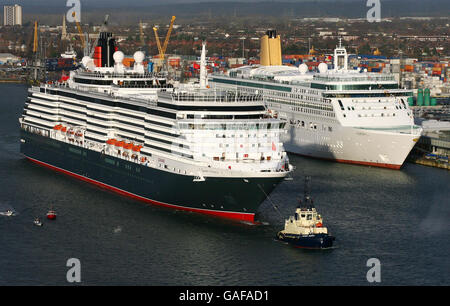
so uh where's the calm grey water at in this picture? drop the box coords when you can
[0,84,449,286]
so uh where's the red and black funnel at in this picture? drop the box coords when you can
[93,32,117,68]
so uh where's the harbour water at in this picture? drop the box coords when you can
[0,84,448,285]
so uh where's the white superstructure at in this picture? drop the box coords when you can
[21,47,290,179]
[210,39,422,169]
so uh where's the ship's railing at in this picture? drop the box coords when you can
[76,71,164,79]
[163,91,263,103]
[313,75,396,83]
[37,82,159,107]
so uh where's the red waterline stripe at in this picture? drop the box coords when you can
[25,156,255,223]
[290,152,402,170]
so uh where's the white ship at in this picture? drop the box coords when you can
[210,30,422,169]
[19,34,291,223]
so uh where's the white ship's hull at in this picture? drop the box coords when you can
[283,125,420,169]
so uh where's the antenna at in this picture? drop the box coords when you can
[199,41,207,89]
[303,176,314,209]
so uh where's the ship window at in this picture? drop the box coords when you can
[307,214,312,220]
[295,213,299,220]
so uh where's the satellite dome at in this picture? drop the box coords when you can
[318,63,328,74]
[299,63,308,74]
[113,51,125,64]
[81,56,92,67]
[133,51,145,64]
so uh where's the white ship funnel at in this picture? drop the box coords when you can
[260,29,282,66]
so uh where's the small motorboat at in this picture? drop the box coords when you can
[46,209,57,220]
[34,218,43,227]
[276,176,335,249]
[0,210,15,217]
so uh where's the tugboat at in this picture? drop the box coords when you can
[34,218,43,227]
[46,209,57,220]
[276,176,335,249]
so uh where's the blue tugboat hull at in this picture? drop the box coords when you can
[277,233,335,249]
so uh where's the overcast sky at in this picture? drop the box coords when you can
[0,0,387,6]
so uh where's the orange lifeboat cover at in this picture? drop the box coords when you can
[115,141,125,147]
[132,145,142,152]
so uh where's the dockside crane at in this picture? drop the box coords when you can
[89,15,109,58]
[72,12,86,52]
[33,21,38,54]
[152,15,176,61]
[32,21,39,81]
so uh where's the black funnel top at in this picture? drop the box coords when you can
[266,29,277,39]
[97,32,116,68]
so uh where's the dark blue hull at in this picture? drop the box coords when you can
[20,130,285,222]
[277,232,335,249]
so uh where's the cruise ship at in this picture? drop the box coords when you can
[19,34,292,223]
[210,30,422,169]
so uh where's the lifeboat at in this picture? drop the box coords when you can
[106,139,117,145]
[61,127,67,133]
[75,130,83,137]
[140,156,147,163]
[124,143,133,151]
[132,145,142,152]
[115,141,125,148]
[53,124,63,131]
